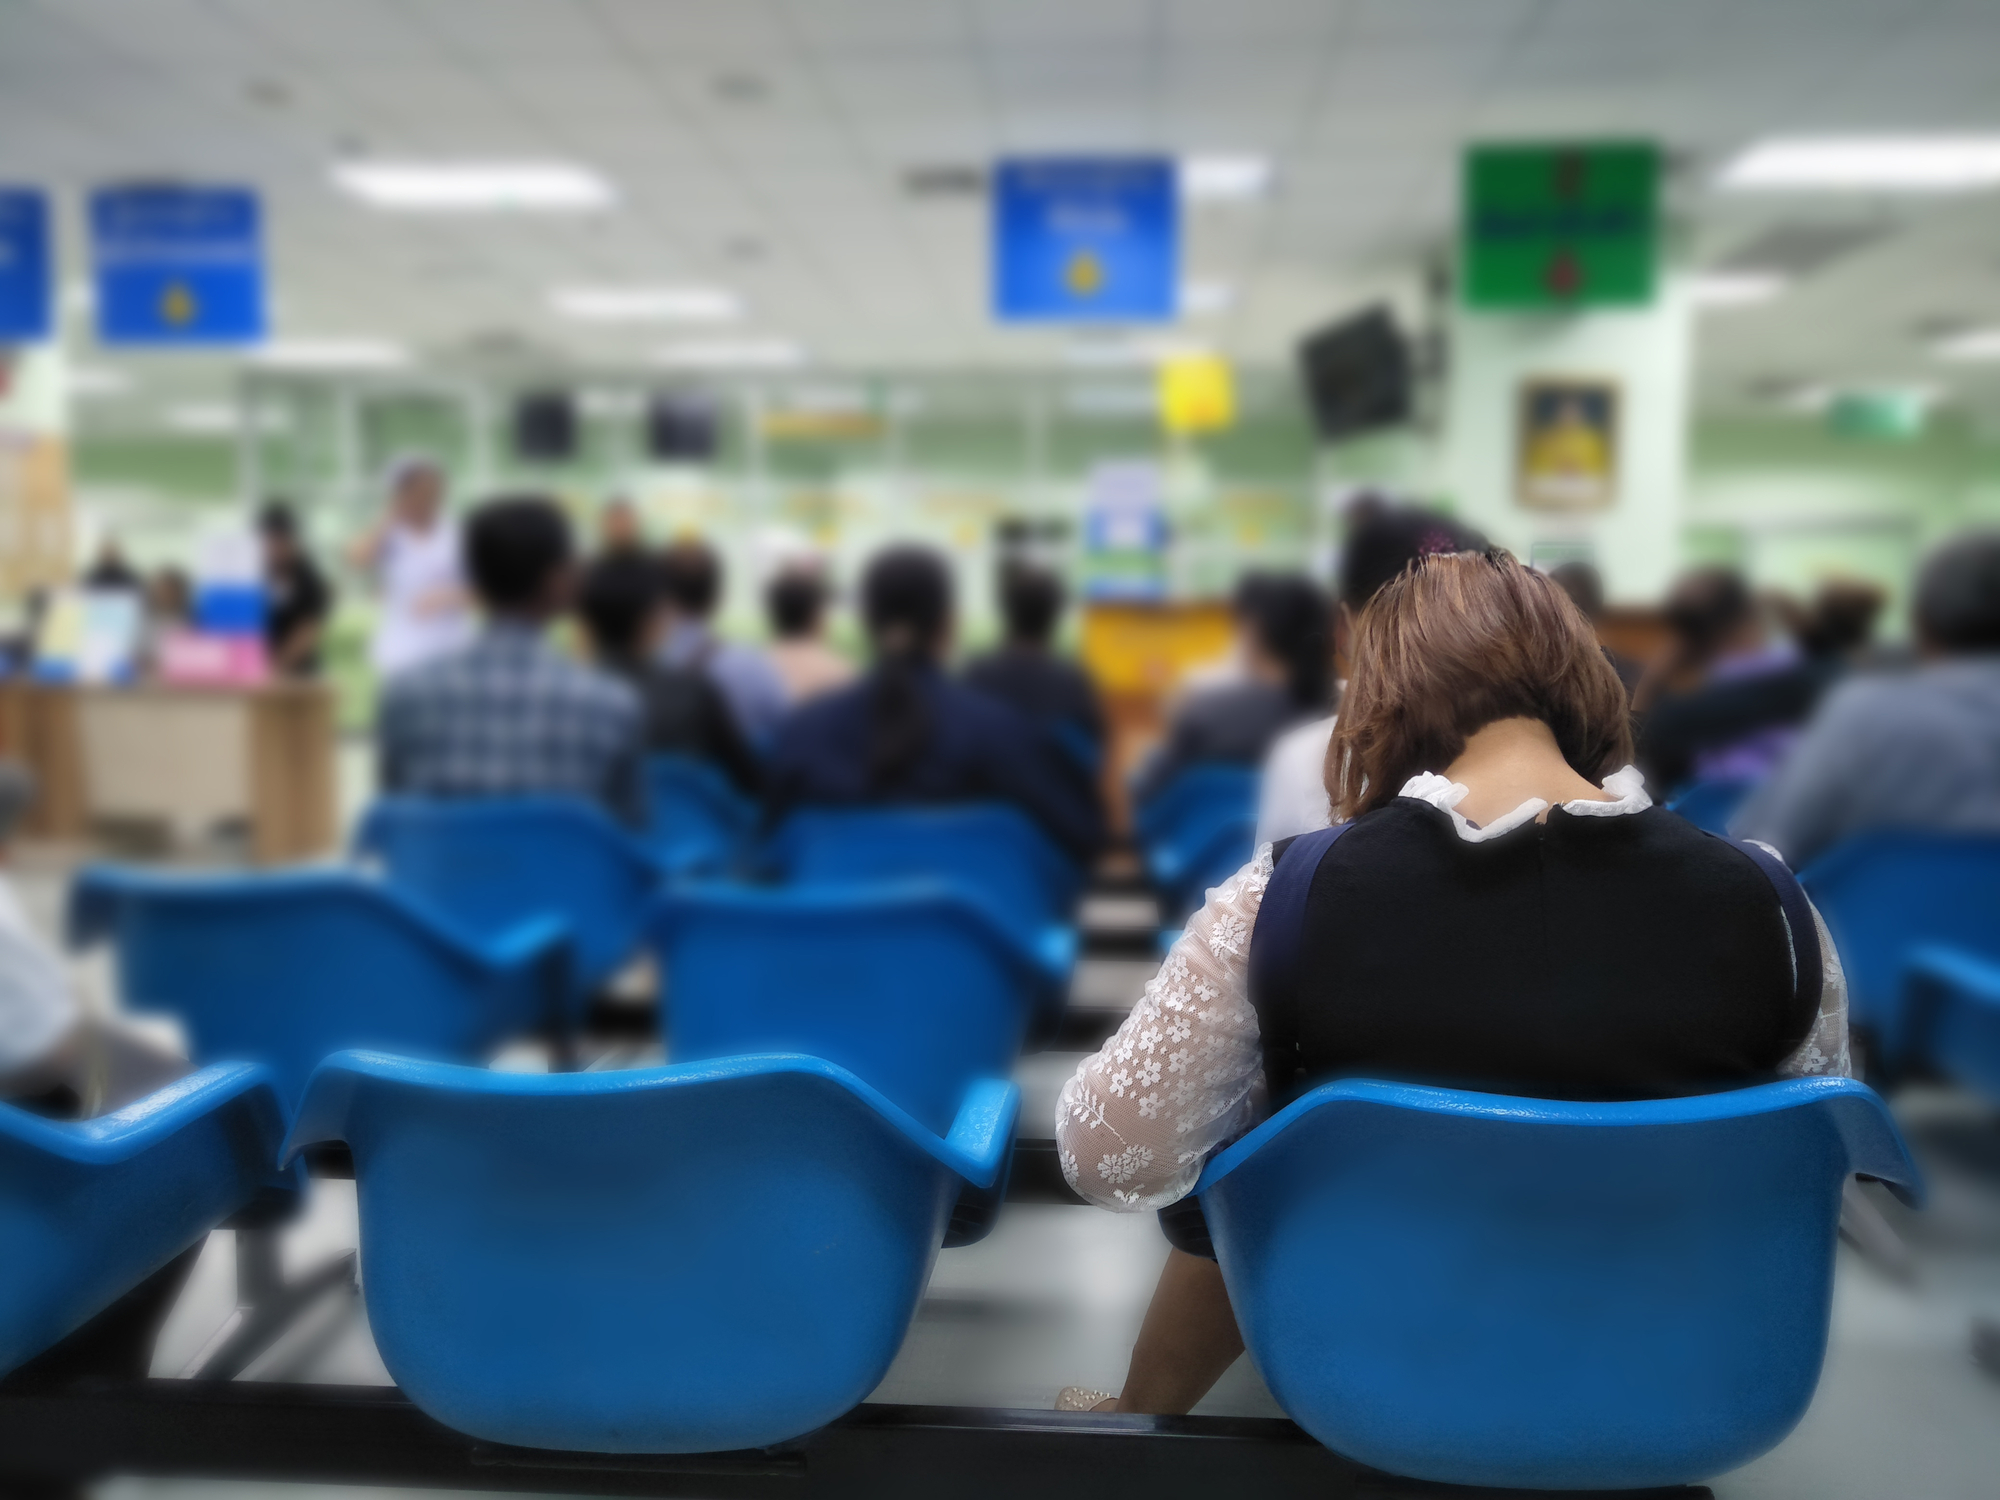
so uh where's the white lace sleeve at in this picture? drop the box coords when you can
[1056,845,1274,1211]
[1777,899,1851,1079]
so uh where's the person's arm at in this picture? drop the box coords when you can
[1057,846,1273,1209]
[347,517,393,576]
[276,619,324,673]
[1776,901,1851,1079]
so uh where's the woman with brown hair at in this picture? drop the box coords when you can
[1055,548,1850,1415]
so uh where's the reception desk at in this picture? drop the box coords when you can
[0,682,337,864]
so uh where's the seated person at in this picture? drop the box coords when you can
[764,566,854,705]
[1256,505,1482,845]
[765,545,1105,865]
[1633,567,1837,793]
[1056,548,1848,1415]
[657,539,790,748]
[964,561,1104,765]
[1734,531,2000,867]
[1132,573,1331,809]
[576,551,760,796]
[377,496,646,824]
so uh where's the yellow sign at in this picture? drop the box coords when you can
[1063,250,1105,298]
[160,282,198,326]
[1517,376,1618,510]
[1158,352,1236,436]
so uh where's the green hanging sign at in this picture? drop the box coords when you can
[1461,142,1659,309]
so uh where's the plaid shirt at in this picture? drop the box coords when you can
[378,623,646,824]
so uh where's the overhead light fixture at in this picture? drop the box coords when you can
[655,338,804,370]
[332,160,615,212]
[1718,136,2000,192]
[1180,280,1237,317]
[67,365,135,398]
[551,287,742,323]
[1688,272,1787,308]
[249,338,410,370]
[1932,326,2000,361]
[1182,154,1272,203]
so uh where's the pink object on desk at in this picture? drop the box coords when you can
[156,631,270,686]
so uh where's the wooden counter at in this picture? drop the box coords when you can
[0,681,337,864]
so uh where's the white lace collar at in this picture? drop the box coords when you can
[1398,764,1652,844]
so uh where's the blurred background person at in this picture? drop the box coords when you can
[1632,566,1836,794]
[349,455,472,682]
[377,495,644,824]
[765,544,1103,864]
[81,537,142,594]
[1256,506,1483,845]
[1131,573,1331,808]
[1548,558,1643,696]
[1780,578,1891,670]
[964,560,1104,771]
[657,538,788,749]
[763,565,853,706]
[258,501,333,679]
[578,550,760,796]
[597,495,644,556]
[1734,532,2000,868]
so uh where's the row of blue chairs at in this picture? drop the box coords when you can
[2,1047,1917,1487]
[1134,765,1260,937]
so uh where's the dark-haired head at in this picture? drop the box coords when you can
[1916,531,2000,655]
[999,562,1065,646]
[577,550,664,662]
[1547,560,1605,623]
[1241,573,1333,712]
[766,569,828,640]
[658,539,723,619]
[1339,507,1484,615]
[860,546,953,792]
[466,495,573,620]
[1662,566,1756,665]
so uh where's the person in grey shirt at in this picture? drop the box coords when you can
[1733,532,2000,869]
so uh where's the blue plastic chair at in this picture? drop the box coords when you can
[1195,1076,1918,1491]
[767,804,1081,985]
[283,1050,1017,1454]
[1666,778,1759,836]
[357,797,671,1016]
[1,1063,292,1376]
[69,868,565,1110]
[1903,945,2000,1099]
[1156,812,1259,931]
[1132,763,1258,854]
[1799,831,2000,1042]
[645,755,758,876]
[653,883,1042,1133]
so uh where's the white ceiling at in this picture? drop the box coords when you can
[5,0,2000,411]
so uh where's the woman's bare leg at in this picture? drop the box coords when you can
[1103,1248,1245,1414]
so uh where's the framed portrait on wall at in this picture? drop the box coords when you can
[1516,377,1619,511]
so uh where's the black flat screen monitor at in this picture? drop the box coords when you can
[1297,306,1411,442]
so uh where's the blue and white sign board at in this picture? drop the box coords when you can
[91,186,265,345]
[0,190,53,342]
[994,158,1177,323]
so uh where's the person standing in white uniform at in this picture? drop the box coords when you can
[351,456,472,680]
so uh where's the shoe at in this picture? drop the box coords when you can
[1055,1386,1117,1412]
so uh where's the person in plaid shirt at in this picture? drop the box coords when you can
[377,495,646,825]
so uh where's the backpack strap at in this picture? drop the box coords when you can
[1729,837,1824,1019]
[1248,821,1354,1107]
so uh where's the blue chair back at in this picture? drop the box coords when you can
[653,883,1036,1134]
[1159,812,1259,929]
[1,1064,291,1375]
[357,797,667,1010]
[1800,831,2000,1038]
[768,803,1082,936]
[1666,778,1758,836]
[1905,945,2000,1099]
[645,755,757,875]
[283,1051,1015,1454]
[69,868,562,1110]
[1196,1076,1918,1491]
[1133,764,1258,851]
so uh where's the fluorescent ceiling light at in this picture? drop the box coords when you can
[655,338,803,370]
[1180,280,1236,316]
[250,338,410,370]
[333,160,615,212]
[1689,272,1787,308]
[1718,136,2000,192]
[1182,154,1272,203]
[1932,326,2000,362]
[67,365,134,398]
[551,286,741,323]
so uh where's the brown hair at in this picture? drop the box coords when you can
[1327,548,1632,820]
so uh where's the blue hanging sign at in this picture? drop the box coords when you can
[91,185,265,345]
[0,190,53,342]
[993,157,1177,323]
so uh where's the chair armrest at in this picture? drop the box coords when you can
[939,1077,1020,1191]
[5,1062,286,1169]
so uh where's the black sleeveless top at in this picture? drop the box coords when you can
[1254,798,1820,1107]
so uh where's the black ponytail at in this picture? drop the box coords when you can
[860,546,953,792]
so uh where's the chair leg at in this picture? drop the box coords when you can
[1837,1178,1916,1284]
[183,1229,358,1382]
